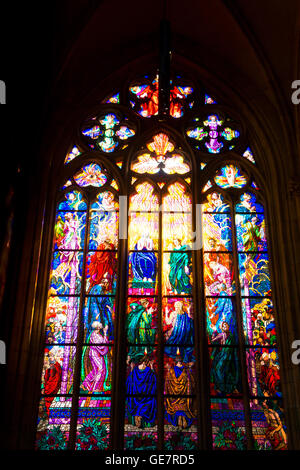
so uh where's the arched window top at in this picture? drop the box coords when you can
[63,72,257,171]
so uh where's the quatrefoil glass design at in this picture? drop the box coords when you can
[186,113,241,154]
[81,113,135,153]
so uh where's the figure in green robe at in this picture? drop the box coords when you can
[126,299,155,363]
[168,239,192,294]
[241,215,262,251]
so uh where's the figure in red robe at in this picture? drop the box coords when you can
[44,350,62,416]
[87,241,116,293]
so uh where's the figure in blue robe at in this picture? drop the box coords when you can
[208,295,238,344]
[85,281,114,341]
[130,246,157,283]
[165,301,194,363]
[126,356,157,428]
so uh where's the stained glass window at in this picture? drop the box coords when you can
[36,72,287,451]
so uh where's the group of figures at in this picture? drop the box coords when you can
[129,236,192,296]
[39,186,287,449]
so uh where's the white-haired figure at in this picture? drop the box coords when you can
[82,321,109,402]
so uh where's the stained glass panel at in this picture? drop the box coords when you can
[211,399,246,450]
[76,398,111,450]
[246,348,281,398]
[242,298,276,346]
[64,146,81,165]
[80,344,113,395]
[128,212,159,251]
[74,164,108,187]
[206,297,238,345]
[250,399,287,450]
[187,114,240,154]
[83,296,115,343]
[45,297,80,344]
[58,191,87,211]
[214,165,247,188]
[36,397,72,450]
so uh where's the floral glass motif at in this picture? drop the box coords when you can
[131,133,190,175]
[74,163,108,187]
[82,113,135,153]
[129,75,194,119]
[187,114,240,154]
[214,165,247,188]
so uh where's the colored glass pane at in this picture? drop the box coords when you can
[89,210,119,250]
[209,346,243,396]
[85,251,117,295]
[129,76,194,119]
[80,345,113,395]
[214,165,247,188]
[130,182,159,211]
[243,147,256,164]
[64,146,81,165]
[54,211,86,250]
[235,212,267,251]
[82,113,135,153]
[83,296,115,343]
[76,398,111,450]
[202,212,232,251]
[187,114,240,153]
[211,399,246,450]
[132,133,190,175]
[128,251,158,296]
[206,297,238,345]
[49,251,83,296]
[238,252,271,297]
[202,192,230,213]
[236,193,264,213]
[128,212,159,251]
[105,93,120,104]
[242,298,276,346]
[205,94,216,104]
[36,397,72,450]
[250,399,287,450]
[58,191,87,211]
[74,164,108,187]
[246,348,281,398]
[45,297,80,344]
[204,253,235,296]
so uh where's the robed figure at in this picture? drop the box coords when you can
[127,299,156,363]
[164,301,194,363]
[130,236,157,284]
[44,349,62,416]
[87,241,116,293]
[165,354,196,429]
[210,321,241,395]
[168,239,192,294]
[126,356,157,428]
[86,276,114,342]
[81,322,110,399]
